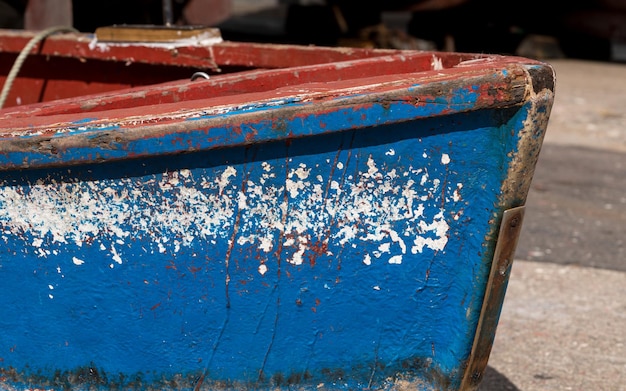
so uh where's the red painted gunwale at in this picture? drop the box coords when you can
[0,29,540,134]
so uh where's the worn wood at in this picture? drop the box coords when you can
[94,25,222,43]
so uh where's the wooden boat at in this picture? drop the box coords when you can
[0,26,555,391]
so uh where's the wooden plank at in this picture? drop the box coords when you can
[94,24,222,43]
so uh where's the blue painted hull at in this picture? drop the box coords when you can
[0,32,555,391]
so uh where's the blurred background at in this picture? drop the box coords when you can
[1,0,626,62]
[1,1,624,390]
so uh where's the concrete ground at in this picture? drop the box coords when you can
[223,3,626,389]
[481,260,626,391]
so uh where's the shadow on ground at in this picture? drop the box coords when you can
[478,366,520,391]
[516,144,626,271]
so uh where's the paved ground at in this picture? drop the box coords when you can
[481,260,626,391]
[222,4,626,389]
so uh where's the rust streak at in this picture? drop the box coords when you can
[327,132,356,273]
[192,373,205,391]
[223,152,254,308]
[224,221,238,309]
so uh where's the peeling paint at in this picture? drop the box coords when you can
[0,153,461,281]
[0,35,555,389]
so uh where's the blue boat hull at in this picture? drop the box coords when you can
[0,31,555,391]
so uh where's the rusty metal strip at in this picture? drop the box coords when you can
[460,205,526,390]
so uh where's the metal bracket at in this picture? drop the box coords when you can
[460,205,526,390]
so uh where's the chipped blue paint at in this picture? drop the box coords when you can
[0,101,528,390]
[0,55,555,389]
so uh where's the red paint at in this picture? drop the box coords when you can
[0,29,537,118]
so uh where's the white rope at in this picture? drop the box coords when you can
[0,25,79,109]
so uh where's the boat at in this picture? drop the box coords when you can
[0,26,555,391]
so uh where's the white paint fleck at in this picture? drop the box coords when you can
[378,242,391,253]
[431,54,444,71]
[411,210,450,254]
[433,178,440,189]
[286,178,305,198]
[72,257,85,266]
[334,225,357,245]
[238,192,248,210]
[453,183,463,202]
[390,230,406,253]
[237,236,254,246]
[259,237,273,252]
[48,285,54,290]
[258,264,268,275]
[373,285,381,291]
[111,245,123,264]
[385,149,395,156]
[366,156,381,179]
[289,241,307,265]
[363,254,372,265]
[388,255,403,264]
[292,164,311,180]
[441,153,451,165]
[217,166,237,193]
